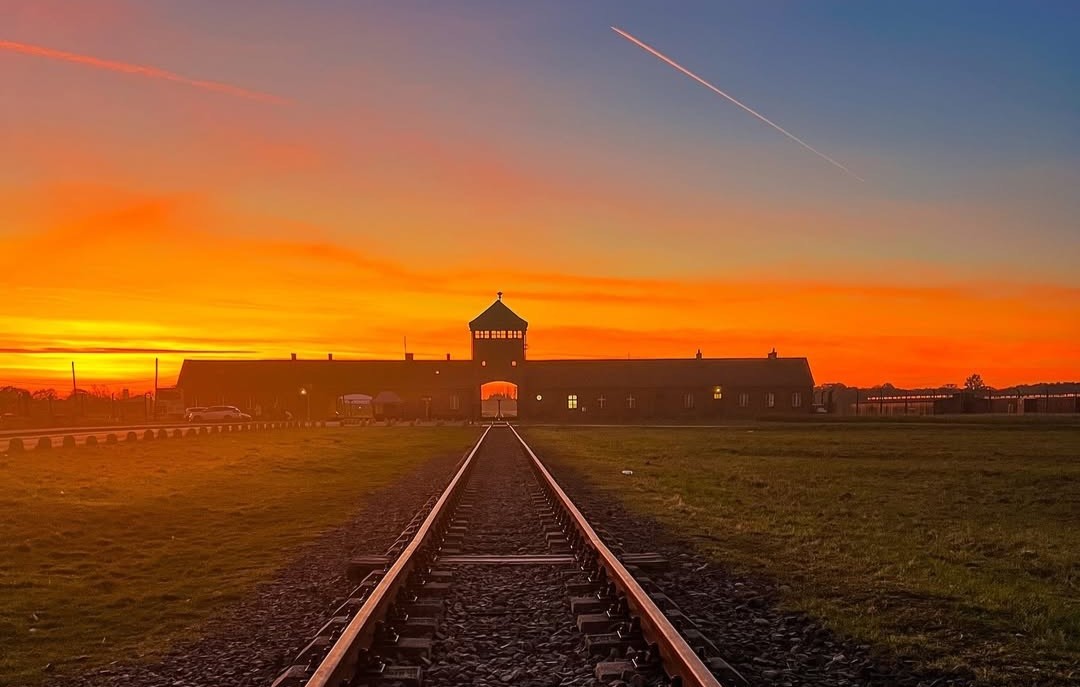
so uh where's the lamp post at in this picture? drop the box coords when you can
[299,386,310,422]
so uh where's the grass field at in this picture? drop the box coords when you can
[0,427,478,685]
[526,421,1080,686]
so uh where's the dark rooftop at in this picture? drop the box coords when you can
[469,294,528,331]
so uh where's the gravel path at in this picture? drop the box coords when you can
[546,459,978,687]
[51,449,463,687]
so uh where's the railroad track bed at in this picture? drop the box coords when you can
[275,425,734,687]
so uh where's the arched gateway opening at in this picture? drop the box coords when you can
[480,381,518,419]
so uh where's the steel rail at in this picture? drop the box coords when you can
[0,423,187,438]
[305,424,492,687]
[509,423,725,687]
[0,421,333,439]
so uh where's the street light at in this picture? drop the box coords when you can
[299,386,310,422]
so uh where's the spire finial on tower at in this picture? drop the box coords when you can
[497,291,503,301]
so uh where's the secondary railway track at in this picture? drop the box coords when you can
[0,420,333,451]
[273,424,739,687]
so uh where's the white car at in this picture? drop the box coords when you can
[186,405,251,422]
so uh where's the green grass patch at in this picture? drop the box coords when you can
[0,427,478,684]
[526,422,1080,685]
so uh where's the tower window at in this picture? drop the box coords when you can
[626,393,636,409]
[567,394,578,410]
[713,385,723,400]
[766,392,775,408]
[449,394,460,411]
[739,392,749,408]
[481,360,487,367]
[792,392,803,408]
[511,360,517,367]
[597,395,607,409]
[684,393,695,409]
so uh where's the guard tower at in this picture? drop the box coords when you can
[469,292,527,381]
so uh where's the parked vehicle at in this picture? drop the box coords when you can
[186,405,251,422]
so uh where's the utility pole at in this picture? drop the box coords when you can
[71,361,77,395]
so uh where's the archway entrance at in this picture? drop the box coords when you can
[480,381,518,419]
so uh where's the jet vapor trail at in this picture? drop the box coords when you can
[611,27,862,181]
[0,39,289,105]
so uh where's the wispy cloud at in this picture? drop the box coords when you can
[0,347,256,354]
[0,39,289,104]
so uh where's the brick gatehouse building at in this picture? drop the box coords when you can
[176,295,815,422]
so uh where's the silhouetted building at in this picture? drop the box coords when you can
[176,294,815,422]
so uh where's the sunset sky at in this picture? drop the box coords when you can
[2,0,1078,392]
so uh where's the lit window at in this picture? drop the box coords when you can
[713,385,723,400]
[511,360,517,367]
[567,394,578,410]
[792,392,802,408]
[535,394,543,402]
[684,393,695,409]
[450,394,460,411]
[597,395,607,409]
[626,393,636,409]
[739,392,749,408]
[481,361,487,367]
[766,392,775,408]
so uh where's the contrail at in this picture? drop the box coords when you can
[0,39,289,105]
[611,27,863,181]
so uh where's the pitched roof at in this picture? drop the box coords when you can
[176,359,476,394]
[469,298,528,331]
[521,357,814,389]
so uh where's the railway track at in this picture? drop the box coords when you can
[272,423,741,687]
[0,420,334,451]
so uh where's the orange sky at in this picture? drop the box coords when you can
[1,2,1078,393]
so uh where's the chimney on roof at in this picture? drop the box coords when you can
[328,353,333,361]
[405,352,414,361]
[446,353,451,361]
[695,349,702,359]
[768,348,778,359]
[291,353,297,361]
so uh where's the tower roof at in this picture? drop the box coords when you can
[469,295,528,331]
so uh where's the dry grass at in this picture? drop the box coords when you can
[0,427,478,685]
[526,421,1080,686]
